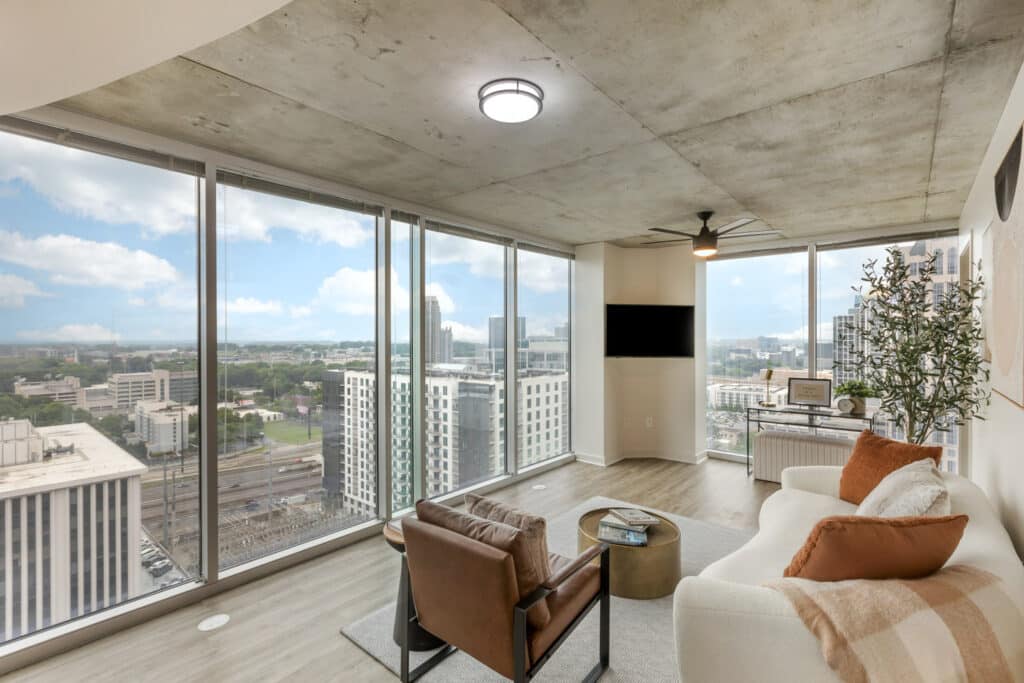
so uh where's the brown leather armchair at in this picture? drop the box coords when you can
[400,505,610,683]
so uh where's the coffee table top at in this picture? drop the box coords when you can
[578,507,680,548]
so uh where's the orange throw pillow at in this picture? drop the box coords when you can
[784,514,968,581]
[839,430,942,504]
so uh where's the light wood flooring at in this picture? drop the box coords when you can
[9,457,777,682]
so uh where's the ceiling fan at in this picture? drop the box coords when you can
[649,210,774,257]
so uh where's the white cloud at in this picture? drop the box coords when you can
[427,232,504,278]
[425,282,455,313]
[18,323,121,342]
[444,320,487,344]
[126,296,146,307]
[219,186,373,247]
[314,267,377,315]
[0,132,197,237]
[223,297,283,315]
[729,276,745,287]
[153,283,197,312]
[0,273,49,308]
[0,230,180,290]
[289,305,313,319]
[517,250,569,293]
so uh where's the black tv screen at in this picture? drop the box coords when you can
[605,304,695,357]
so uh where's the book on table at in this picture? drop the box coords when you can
[610,508,660,527]
[599,513,649,532]
[596,522,647,546]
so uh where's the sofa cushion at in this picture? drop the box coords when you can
[465,493,550,582]
[856,458,950,517]
[839,430,942,504]
[415,499,551,628]
[783,514,968,581]
[702,488,856,585]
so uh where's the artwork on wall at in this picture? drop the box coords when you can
[982,125,1024,408]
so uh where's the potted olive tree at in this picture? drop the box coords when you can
[834,380,877,416]
[835,247,989,444]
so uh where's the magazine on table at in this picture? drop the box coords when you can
[599,513,649,532]
[610,508,660,527]
[597,522,648,546]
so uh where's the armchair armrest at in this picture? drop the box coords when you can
[780,465,842,497]
[542,543,606,589]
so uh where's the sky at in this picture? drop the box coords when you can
[0,130,569,345]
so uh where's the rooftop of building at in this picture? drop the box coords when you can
[0,422,148,498]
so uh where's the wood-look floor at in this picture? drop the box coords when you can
[10,458,777,682]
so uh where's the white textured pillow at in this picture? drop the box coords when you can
[856,458,950,517]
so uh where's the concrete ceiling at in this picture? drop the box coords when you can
[45,0,1024,247]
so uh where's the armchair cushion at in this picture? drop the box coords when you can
[466,493,551,582]
[529,552,600,662]
[415,499,551,628]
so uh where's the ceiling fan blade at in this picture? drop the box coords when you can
[714,217,757,235]
[719,230,779,240]
[644,237,690,245]
[650,227,698,238]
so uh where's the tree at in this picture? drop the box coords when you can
[837,247,989,444]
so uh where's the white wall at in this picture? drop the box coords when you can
[959,59,1024,556]
[572,243,706,466]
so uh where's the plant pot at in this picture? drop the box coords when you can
[849,397,867,416]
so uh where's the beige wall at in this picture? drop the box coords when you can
[959,59,1024,556]
[572,243,706,466]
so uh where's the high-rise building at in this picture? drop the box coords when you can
[110,371,170,412]
[425,296,443,364]
[134,401,190,454]
[439,327,454,363]
[488,316,527,369]
[0,421,146,642]
[13,376,81,405]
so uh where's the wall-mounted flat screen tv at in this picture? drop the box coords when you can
[605,304,695,358]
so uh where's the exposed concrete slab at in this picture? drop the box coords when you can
[950,0,1024,50]
[768,196,928,237]
[494,0,952,136]
[927,38,1024,218]
[505,139,753,233]
[186,0,653,182]
[57,58,488,204]
[431,181,612,244]
[664,61,943,235]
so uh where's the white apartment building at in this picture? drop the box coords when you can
[707,383,789,411]
[0,422,146,642]
[13,377,81,405]
[75,384,115,417]
[134,401,190,454]
[110,371,167,412]
[323,369,567,515]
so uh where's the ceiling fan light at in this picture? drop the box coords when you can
[692,228,718,257]
[693,246,718,258]
[479,78,544,123]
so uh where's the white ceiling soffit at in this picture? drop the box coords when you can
[0,0,291,115]
[43,0,1024,246]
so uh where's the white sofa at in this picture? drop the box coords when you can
[673,466,1024,682]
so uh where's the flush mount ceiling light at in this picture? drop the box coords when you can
[479,78,544,123]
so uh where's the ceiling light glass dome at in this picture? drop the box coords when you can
[479,78,544,123]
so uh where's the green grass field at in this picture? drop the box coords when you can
[263,420,322,445]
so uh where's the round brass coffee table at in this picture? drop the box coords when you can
[577,508,681,599]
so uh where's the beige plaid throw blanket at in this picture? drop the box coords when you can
[767,565,1024,682]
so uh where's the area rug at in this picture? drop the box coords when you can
[340,496,754,682]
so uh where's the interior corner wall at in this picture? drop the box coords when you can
[571,242,705,466]
[958,59,1024,556]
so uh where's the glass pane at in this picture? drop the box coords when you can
[705,252,809,455]
[423,231,506,497]
[0,130,199,642]
[390,220,413,512]
[516,250,570,467]
[817,236,961,473]
[216,182,377,569]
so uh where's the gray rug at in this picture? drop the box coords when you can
[341,497,754,682]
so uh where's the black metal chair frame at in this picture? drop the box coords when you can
[399,545,611,683]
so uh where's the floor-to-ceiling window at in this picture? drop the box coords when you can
[817,235,961,472]
[422,228,507,497]
[0,129,201,641]
[515,249,571,468]
[215,178,379,569]
[705,251,808,456]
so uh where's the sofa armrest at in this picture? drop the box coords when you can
[673,577,835,682]
[781,466,842,498]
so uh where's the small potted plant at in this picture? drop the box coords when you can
[834,380,877,416]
